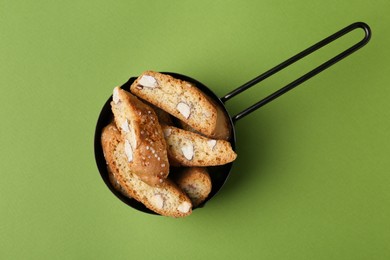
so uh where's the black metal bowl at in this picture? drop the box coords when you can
[94,22,370,215]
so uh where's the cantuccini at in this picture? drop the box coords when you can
[111,87,169,186]
[162,125,237,167]
[130,71,218,137]
[173,167,212,207]
[101,123,192,217]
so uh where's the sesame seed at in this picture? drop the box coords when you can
[146,146,149,150]
[157,157,160,161]
[161,163,165,167]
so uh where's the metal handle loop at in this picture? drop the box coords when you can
[221,22,371,123]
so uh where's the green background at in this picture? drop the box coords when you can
[1,0,389,259]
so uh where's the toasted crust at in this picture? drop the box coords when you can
[130,71,217,136]
[108,169,132,199]
[101,123,192,217]
[111,87,169,186]
[173,167,212,207]
[210,100,231,140]
[162,125,237,167]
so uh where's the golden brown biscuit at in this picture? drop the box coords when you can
[130,71,218,137]
[180,102,231,140]
[101,123,192,217]
[111,87,169,186]
[162,125,237,167]
[173,167,212,207]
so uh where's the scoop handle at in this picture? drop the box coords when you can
[221,22,371,123]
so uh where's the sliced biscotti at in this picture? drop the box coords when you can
[209,100,231,140]
[111,87,169,187]
[162,125,237,166]
[180,102,231,140]
[130,71,218,137]
[101,123,192,217]
[173,167,212,207]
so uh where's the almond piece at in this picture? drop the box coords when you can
[176,102,191,119]
[177,201,191,213]
[181,143,194,160]
[138,75,157,88]
[207,139,217,150]
[121,119,130,133]
[113,87,120,104]
[150,194,164,209]
[124,139,133,162]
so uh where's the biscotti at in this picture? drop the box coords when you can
[162,125,237,166]
[130,71,218,137]
[101,123,192,217]
[111,87,169,186]
[180,102,231,140]
[173,167,212,207]
[210,101,231,140]
[98,72,239,216]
